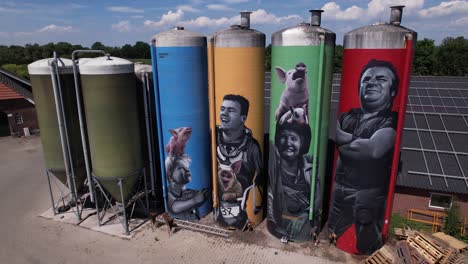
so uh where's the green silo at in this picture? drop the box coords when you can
[79,56,142,202]
[28,59,86,187]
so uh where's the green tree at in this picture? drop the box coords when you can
[436,36,468,76]
[24,44,43,63]
[91,41,106,51]
[444,202,461,237]
[413,38,437,75]
[265,44,271,71]
[133,41,150,59]
[121,44,135,58]
[54,42,73,58]
[333,45,343,73]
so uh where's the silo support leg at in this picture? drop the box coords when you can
[46,170,57,215]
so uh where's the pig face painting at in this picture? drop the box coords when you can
[165,127,192,157]
[165,127,209,220]
[275,62,310,121]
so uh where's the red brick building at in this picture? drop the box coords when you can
[0,68,37,137]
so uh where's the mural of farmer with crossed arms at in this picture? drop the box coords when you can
[328,59,399,254]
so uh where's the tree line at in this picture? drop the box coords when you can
[1,36,467,80]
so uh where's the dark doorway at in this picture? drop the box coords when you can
[0,112,10,137]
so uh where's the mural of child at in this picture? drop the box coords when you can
[165,127,209,220]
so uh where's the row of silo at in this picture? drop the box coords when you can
[28,54,149,232]
[28,5,416,255]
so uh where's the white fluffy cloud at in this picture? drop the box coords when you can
[112,20,132,32]
[321,0,468,21]
[223,0,249,3]
[144,9,185,28]
[181,16,235,27]
[250,9,301,24]
[177,5,200,12]
[321,0,425,21]
[419,0,468,17]
[322,2,364,21]
[452,15,468,26]
[107,6,144,13]
[206,4,233,11]
[38,24,74,33]
[144,9,301,29]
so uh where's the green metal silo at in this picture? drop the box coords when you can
[28,58,86,187]
[79,56,142,202]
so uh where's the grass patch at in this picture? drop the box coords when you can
[389,213,432,235]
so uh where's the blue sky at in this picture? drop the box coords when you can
[1,0,467,47]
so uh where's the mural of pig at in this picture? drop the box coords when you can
[275,62,309,121]
[278,105,309,125]
[218,160,243,202]
[165,127,192,157]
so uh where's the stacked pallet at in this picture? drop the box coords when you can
[365,230,466,264]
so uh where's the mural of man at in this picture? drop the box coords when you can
[215,94,263,228]
[328,59,399,254]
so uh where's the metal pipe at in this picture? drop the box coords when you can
[143,170,150,214]
[309,9,324,27]
[71,49,106,203]
[53,54,80,211]
[49,56,76,203]
[389,5,404,25]
[240,11,252,29]
[118,178,129,235]
[150,44,169,212]
[309,34,325,221]
[207,36,218,208]
[142,72,156,196]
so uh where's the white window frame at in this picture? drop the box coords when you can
[428,192,453,210]
[14,113,23,125]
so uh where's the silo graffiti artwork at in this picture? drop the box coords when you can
[151,27,213,221]
[165,127,210,219]
[209,12,266,229]
[328,6,416,254]
[268,63,321,241]
[215,94,263,228]
[328,59,400,254]
[267,10,335,242]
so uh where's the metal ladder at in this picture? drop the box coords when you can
[155,215,232,238]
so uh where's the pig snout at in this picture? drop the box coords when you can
[292,63,306,81]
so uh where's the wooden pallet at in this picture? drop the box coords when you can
[419,232,457,264]
[395,241,430,264]
[407,233,445,263]
[365,245,399,264]
[446,253,466,264]
[395,228,417,240]
[395,241,413,264]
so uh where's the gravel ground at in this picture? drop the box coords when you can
[0,135,361,264]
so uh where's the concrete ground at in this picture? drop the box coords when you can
[0,136,363,264]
